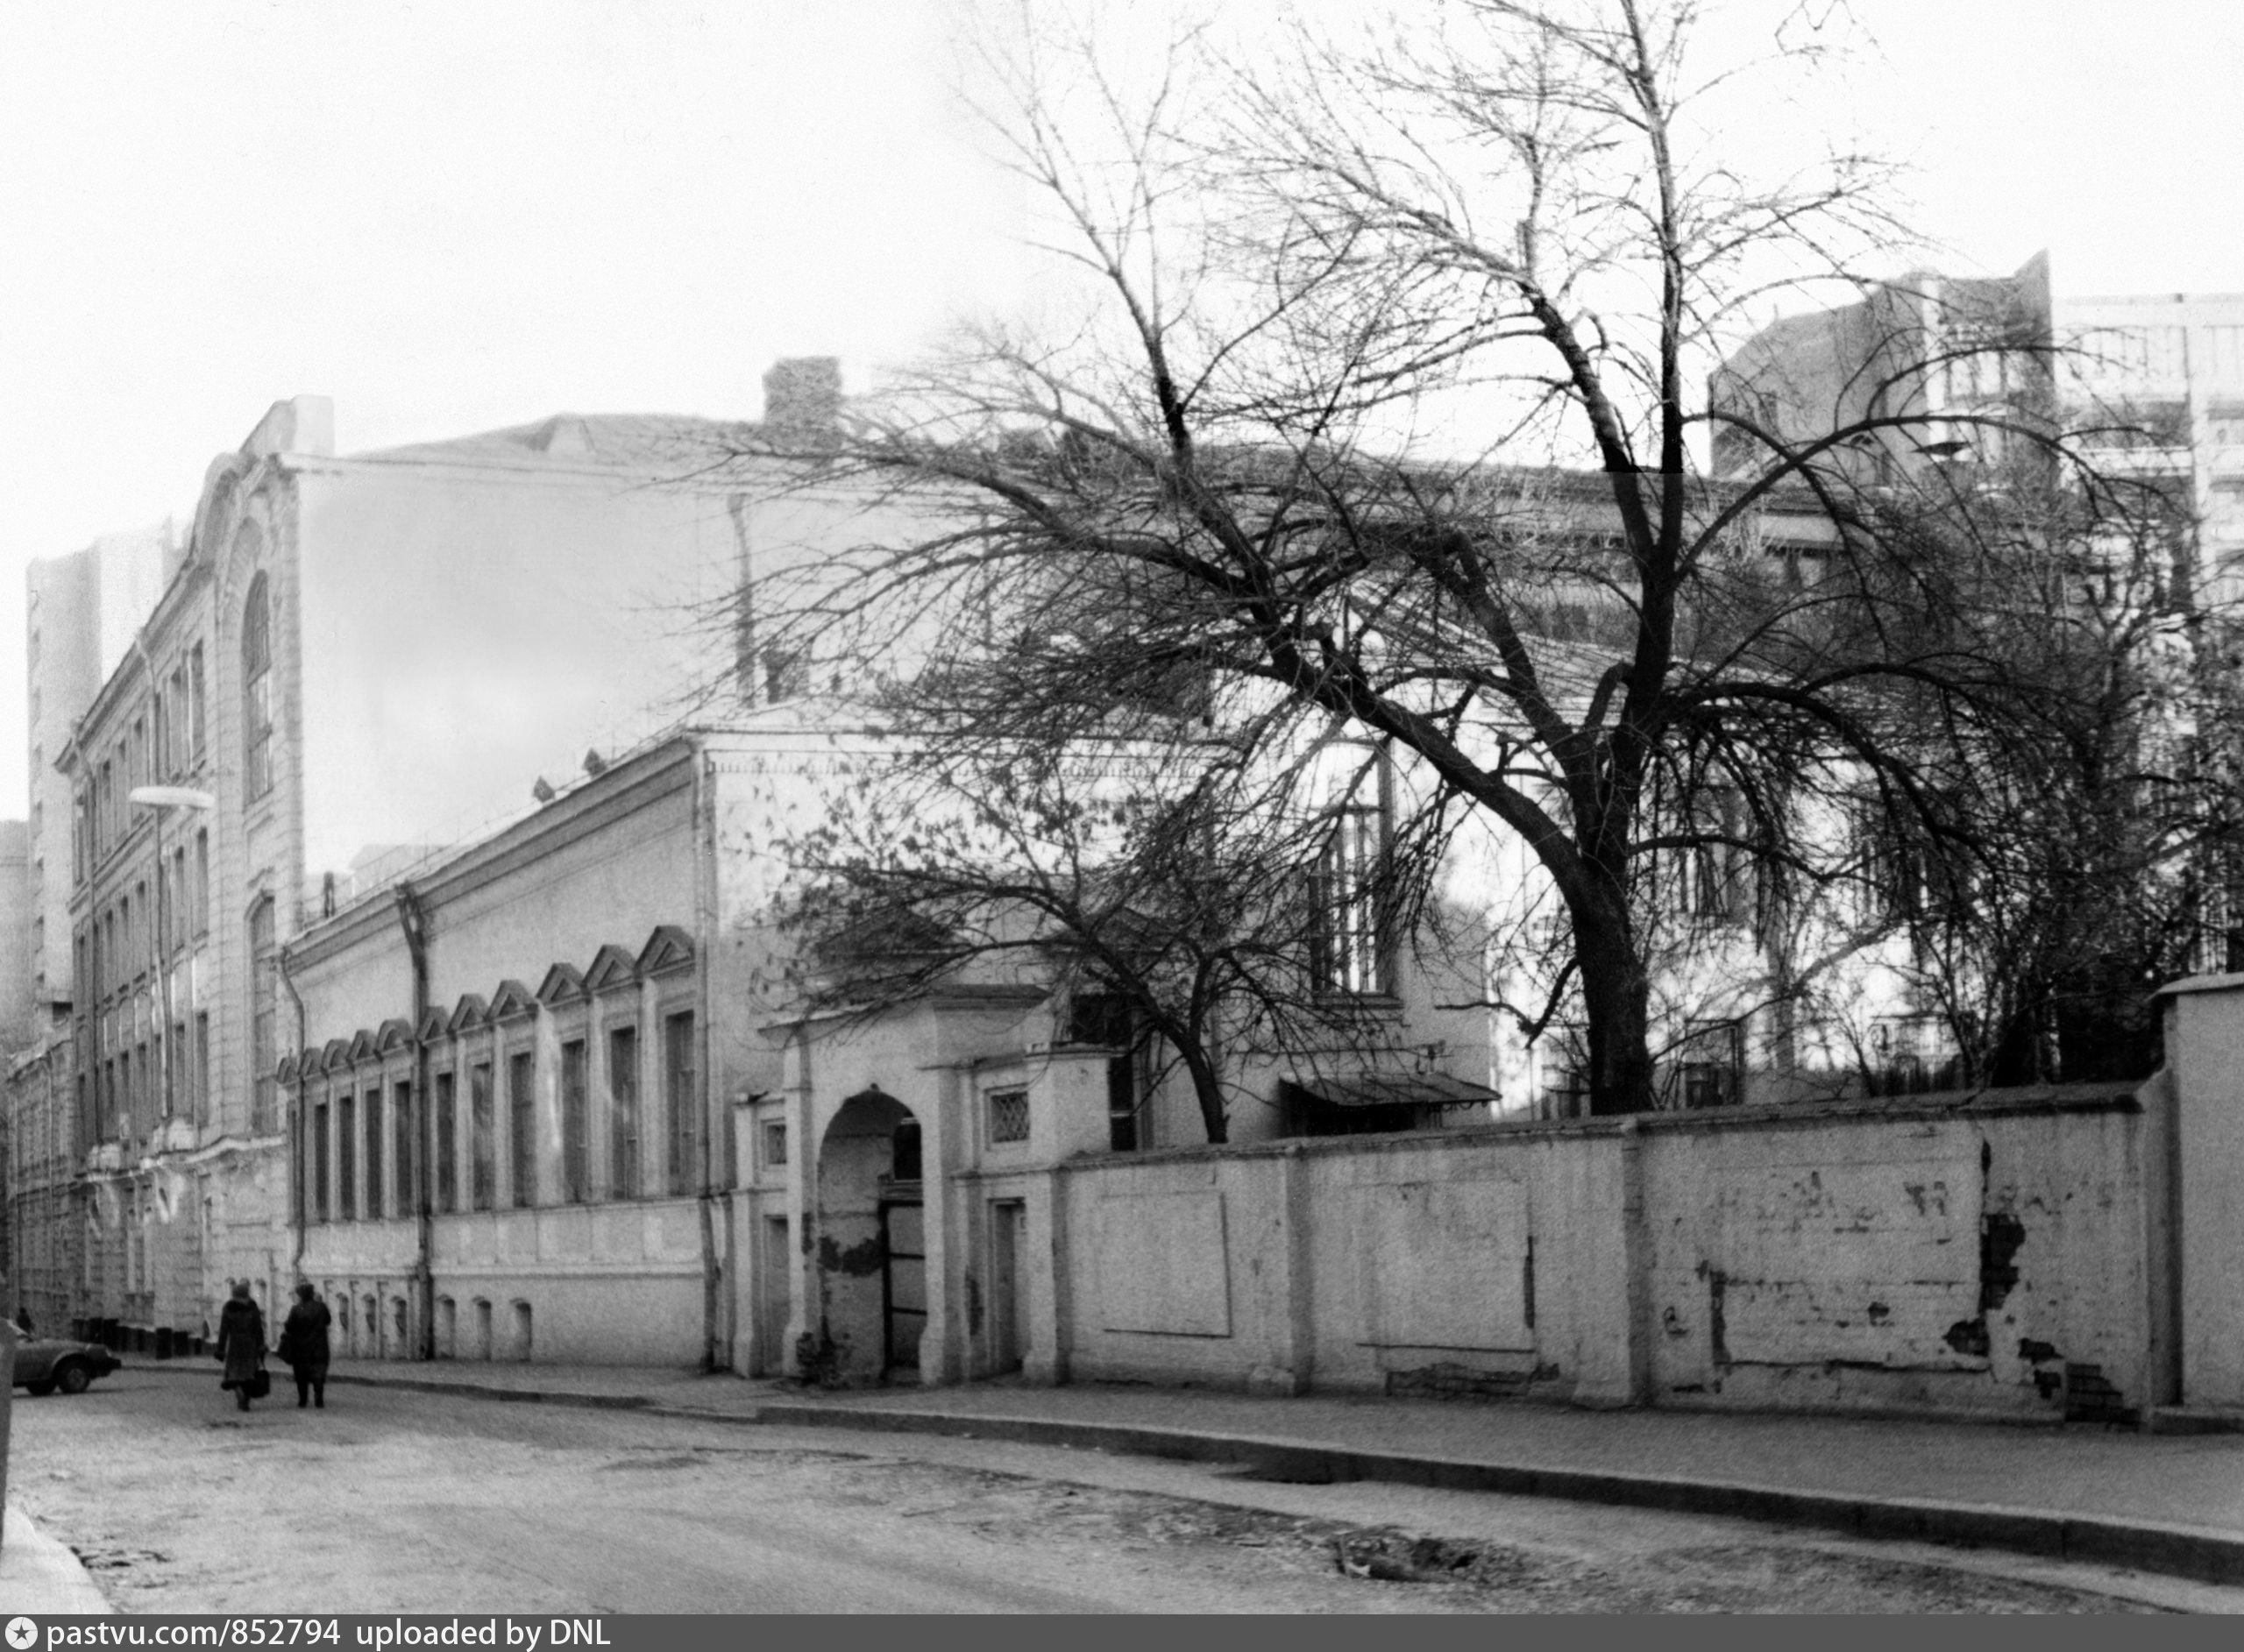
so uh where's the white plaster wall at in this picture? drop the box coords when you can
[1046,1089,2161,1420]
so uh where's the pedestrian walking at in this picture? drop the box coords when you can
[216,1280,267,1412]
[277,1282,331,1409]
[12,1306,31,1336]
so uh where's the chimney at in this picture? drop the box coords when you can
[761,357,842,452]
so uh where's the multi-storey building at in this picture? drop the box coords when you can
[1712,252,2244,585]
[32,363,923,1349]
[5,524,172,1326]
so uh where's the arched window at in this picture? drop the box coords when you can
[243,571,273,798]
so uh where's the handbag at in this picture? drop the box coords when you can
[249,1365,272,1400]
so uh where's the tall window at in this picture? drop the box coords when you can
[194,1012,210,1124]
[470,1061,495,1211]
[393,1079,415,1216]
[560,1039,589,1203]
[243,572,273,799]
[364,1087,384,1220]
[607,1025,639,1199]
[337,1093,357,1221]
[1309,785,1393,997]
[249,898,276,1131]
[1672,791,1748,925]
[508,1049,536,1207]
[193,830,209,936]
[435,1071,458,1213]
[311,1100,330,1222]
[189,642,207,761]
[663,1012,695,1196]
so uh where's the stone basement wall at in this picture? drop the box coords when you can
[1049,1085,2163,1423]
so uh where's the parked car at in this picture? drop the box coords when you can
[10,1336,121,1396]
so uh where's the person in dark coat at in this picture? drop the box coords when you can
[216,1280,266,1411]
[278,1282,332,1409]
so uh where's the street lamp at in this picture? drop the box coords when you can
[128,786,216,1132]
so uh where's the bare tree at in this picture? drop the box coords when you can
[725,0,2168,1116]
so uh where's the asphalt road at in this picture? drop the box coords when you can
[6,1369,2234,1613]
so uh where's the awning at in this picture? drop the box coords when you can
[1286,1071,1501,1110]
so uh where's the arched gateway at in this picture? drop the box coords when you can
[814,1087,926,1380]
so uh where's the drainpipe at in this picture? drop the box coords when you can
[394,882,435,1361]
[276,950,309,1280]
[693,750,723,1372]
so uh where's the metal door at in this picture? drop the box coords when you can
[880,1201,926,1372]
[758,1216,792,1375]
[990,1201,1026,1374]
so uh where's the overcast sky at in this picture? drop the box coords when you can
[3,0,2240,813]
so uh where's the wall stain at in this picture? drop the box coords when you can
[818,1233,885,1277]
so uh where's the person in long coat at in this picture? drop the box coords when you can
[278,1282,332,1409]
[216,1280,266,1412]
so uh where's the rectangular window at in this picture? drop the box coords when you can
[607,1025,639,1200]
[987,1088,1030,1145]
[338,1093,358,1221]
[435,1071,458,1213]
[190,643,206,760]
[1665,789,1749,925]
[663,1011,696,1196]
[561,1040,589,1203]
[364,1087,384,1220]
[763,1119,787,1169]
[167,1019,185,1116]
[508,1049,536,1207]
[470,1060,494,1211]
[194,830,209,936]
[194,1012,210,1124]
[312,1102,330,1223]
[1665,1021,1743,1110]
[1309,780,1394,998]
[394,1079,415,1216]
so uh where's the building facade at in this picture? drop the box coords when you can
[28,366,884,1347]
[1712,252,2244,586]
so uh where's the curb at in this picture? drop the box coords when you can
[749,1401,2244,1590]
[324,1372,653,1409]
[122,1360,655,1410]
[2,1503,115,1613]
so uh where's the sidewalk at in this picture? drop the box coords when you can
[1,1503,114,1613]
[131,1353,2244,1587]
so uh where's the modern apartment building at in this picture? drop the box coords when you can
[1712,252,2244,589]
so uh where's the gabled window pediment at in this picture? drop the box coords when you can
[584,944,638,995]
[636,925,695,978]
[346,1029,380,1068]
[322,1038,352,1073]
[448,994,490,1036]
[415,1006,450,1044]
[536,962,586,1007]
[489,979,537,1022]
[375,1017,416,1055]
[276,1053,302,1087]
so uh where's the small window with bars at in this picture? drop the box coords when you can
[762,1119,787,1169]
[987,1087,1030,1145]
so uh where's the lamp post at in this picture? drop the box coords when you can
[127,787,216,1134]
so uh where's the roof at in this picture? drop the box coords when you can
[344,413,752,476]
[1286,1071,1501,1110]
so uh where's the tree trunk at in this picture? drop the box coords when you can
[1181,1039,1229,1144]
[1574,900,1658,1116]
